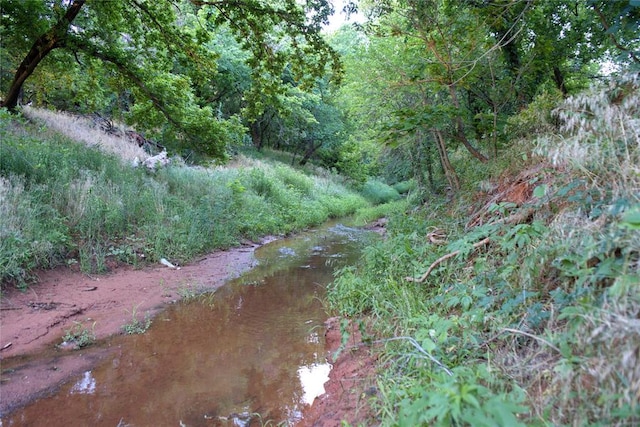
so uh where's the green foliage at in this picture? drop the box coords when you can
[0,176,70,287]
[392,180,415,195]
[327,76,640,425]
[122,305,152,335]
[62,321,96,349]
[333,0,639,195]
[506,90,564,138]
[353,199,409,226]
[360,178,401,205]
[396,366,528,427]
[1,0,341,159]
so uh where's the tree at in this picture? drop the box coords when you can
[0,0,342,158]
[334,0,639,193]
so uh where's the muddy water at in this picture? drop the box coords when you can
[3,222,376,426]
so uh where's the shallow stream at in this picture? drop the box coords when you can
[3,222,376,426]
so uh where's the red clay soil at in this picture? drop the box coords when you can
[0,241,379,425]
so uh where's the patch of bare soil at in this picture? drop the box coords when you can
[0,240,380,425]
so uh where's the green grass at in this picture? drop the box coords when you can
[0,108,370,287]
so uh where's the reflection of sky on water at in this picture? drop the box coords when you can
[278,247,297,257]
[70,371,96,395]
[306,330,320,344]
[298,362,331,405]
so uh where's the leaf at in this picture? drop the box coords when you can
[533,184,547,198]
[421,337,437,353]
[621,207,640,229]
[461,391,481,408]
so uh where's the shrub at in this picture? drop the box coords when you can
[360,178,401,205]
[392,179,415,195]
[327,73,640,426]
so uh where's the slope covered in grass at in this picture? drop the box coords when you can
[327,74,640,425]
[0,109,369,287]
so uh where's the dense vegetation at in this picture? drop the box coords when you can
[1,0,639,425]
[329,74,640,426]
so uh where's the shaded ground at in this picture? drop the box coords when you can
[0,238,379,425]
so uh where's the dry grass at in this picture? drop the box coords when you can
[22,107,150,164]
[513,73,640,425]
[0,177,23,238]
[536,73,640,204]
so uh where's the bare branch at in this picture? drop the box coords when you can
[405,237,490,283]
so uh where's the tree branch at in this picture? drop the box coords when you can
[1,0,86,110]
[592,4,640,64]
[405,237,491,283]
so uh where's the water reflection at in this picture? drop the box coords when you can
[2,222,376,426]
[70,371,96,395]
[298,362,331,405]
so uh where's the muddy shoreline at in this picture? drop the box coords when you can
[0,240,262,416]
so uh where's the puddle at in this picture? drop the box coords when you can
[2,222,376,426]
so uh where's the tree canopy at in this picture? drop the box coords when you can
[331,0,639,192]
[0,0,342,158]
[2,0,638,173]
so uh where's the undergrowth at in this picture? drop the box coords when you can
[0,108,370,287]
[327,73,640,425]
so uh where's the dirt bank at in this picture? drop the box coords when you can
[0,240,379,425]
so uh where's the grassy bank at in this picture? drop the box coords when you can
[327,75,640,425]
[0,108,372,287]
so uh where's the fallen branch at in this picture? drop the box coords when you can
[502,327,561,354]
[405,237,491,283]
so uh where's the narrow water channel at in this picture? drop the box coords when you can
[3,222,376,426]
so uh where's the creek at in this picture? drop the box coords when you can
[2,221,377,426]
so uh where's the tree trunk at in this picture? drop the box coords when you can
[1,0,86,111]
[432,129,460,192]
[250,121,263,149]
[447,84,488,163]
[299,138,322,166]
[552,66,568,96]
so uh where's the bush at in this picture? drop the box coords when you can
[392,179,415,195]
[0,177,69,287]
[360,178,401,205]
[327,74,640,426]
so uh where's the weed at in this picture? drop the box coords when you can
[327,75,640,425]
[122,305,152,335]
[0,111,369,286]
[62,321,96,348]
[360,178,401,205]
[176,281,208,301]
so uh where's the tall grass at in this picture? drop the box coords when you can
[23,107,150,164]
[327,73,640,425]
[0,108,369,287]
